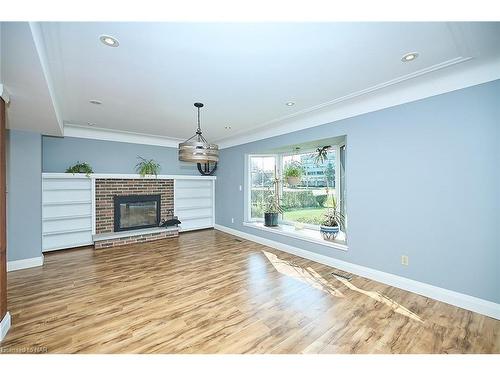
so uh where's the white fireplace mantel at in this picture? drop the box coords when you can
[42,173,216,180]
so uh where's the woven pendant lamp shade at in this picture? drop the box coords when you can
[178,103,219,163]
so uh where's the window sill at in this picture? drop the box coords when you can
[243,222,348,252]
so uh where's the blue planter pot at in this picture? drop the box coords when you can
[264,213,279,227]
[320,225,339,241]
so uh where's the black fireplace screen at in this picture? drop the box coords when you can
[114,194,161,232]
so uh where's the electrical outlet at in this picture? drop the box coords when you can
[401,255,409,266]
[239,185,242,191]
[231,218,234,223]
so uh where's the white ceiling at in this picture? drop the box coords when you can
[1,22,63,135]
[2,22,500,146]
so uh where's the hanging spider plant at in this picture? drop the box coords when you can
[314,145,332,165]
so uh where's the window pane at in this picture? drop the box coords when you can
[282,150,336,225]
[249,156,276,220]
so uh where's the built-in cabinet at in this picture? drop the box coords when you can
[41,173,216,252]
[174,178,215,231]
[42,176,93,251]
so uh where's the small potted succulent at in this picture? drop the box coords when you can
[264,191,283,227]
[320,197,345,241]
[283,162,303,186]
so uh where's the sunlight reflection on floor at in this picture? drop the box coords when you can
[262,250,423,323]
[262,251,344,297]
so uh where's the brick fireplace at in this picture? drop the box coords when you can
[93,178,178,249]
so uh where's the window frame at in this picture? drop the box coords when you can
[245,142,346,234]
[245,153,279,223]
[278,146,341,230]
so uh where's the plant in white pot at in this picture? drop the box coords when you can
[283,161,303,186]
[320,197,345,241]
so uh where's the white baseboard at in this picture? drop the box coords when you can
[214,224,500,320]
[1,312,11,342]
[7,255,44,272]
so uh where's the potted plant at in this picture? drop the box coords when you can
[135,156,161,177]
[264,191,283,227]
[66,161,93,177]
[283,162,303,186]
[320,197,345,241]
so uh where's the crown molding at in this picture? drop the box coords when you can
[61,57,500,150]
[63,123,183,148]
[217,56,500,149]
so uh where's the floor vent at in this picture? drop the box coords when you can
[331,270,353,281]
[234,238,243,242]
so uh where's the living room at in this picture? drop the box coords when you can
[0,0,499,371]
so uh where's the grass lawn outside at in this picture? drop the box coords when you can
[282,207,327,225]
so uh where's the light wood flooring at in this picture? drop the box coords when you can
[0,229,498,354]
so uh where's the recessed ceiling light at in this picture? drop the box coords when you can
[401,52,418,62]
[286,102,295,106]
[99,35,119,47]
[89,99,102,105]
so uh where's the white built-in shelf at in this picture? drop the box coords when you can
[43,214,92,221]
[43,227,93,236]
[42,176,93,252]
[41,173,216,252]
[175,195,212,199]
[43,200,92,206]
[175,205,213,210]
[42,173,216,180]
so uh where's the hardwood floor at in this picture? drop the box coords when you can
[0,229,498,354]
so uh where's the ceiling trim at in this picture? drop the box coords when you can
[245,56,472,132]
[217,56,500,149]
[63,123,183,148]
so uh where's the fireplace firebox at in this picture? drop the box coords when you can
[114,194,161,232]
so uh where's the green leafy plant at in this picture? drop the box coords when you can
[265,190,284,214]
[135,156,161,177]
[66,161,93,177]
[264,172,283,214]
[283,162,303,179]
[321,197,345,228]
[315,194,328,207]
[314,145,332,165]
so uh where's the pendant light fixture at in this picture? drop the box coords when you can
[178,103,219,175]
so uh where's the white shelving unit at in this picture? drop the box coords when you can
[41,173,216,251]
[42,176,93,252]
[174,178,215,232]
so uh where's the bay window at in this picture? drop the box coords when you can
[246,142,346,245]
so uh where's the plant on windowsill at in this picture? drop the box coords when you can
[320,196,345,241]
[264,169,283,227]
[136,156,161,177]
[264,191,283,227]
[66,161,93,177]
[283,161,303,186]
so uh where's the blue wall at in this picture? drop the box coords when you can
[6,130,42,262]
[215,79,500,303]
[42,136,199,175]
